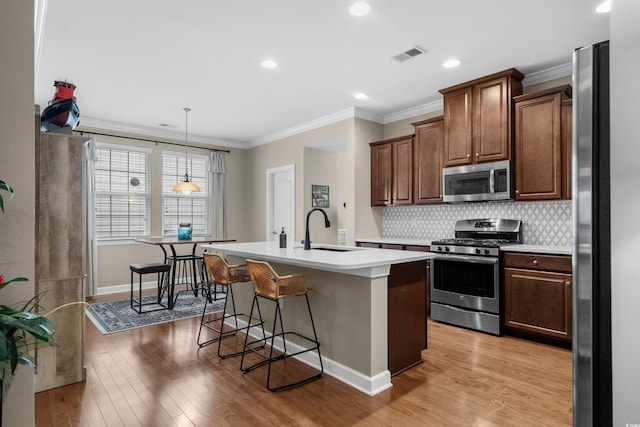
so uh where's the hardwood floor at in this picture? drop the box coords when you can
[35,292,572,426]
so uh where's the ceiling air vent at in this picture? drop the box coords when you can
[391,46,427,63]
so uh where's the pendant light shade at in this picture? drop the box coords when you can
[172,107,201,195]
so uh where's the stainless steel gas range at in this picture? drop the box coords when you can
[430,218,522,335]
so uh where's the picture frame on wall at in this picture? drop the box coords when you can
[312,184,329,208]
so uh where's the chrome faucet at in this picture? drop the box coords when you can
[304,208,331,250]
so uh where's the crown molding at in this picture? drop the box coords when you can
[79,64,573,150]
[78,116,246,149]
[522,62,572,87]
[247,108,382,148]
[382,99,444,124]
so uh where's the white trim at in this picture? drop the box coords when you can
[81,64,571,151]
[94,280,157,296]
[34,0,48,79]
[382,99,444,124]
[266,164,296,242]
[95,141,152,153]
[160,149,209,161]
[354,107,384,124]
[235,319,393,396]
[79,116,246,149]
[522,62,573,87]
[249,108,361,148]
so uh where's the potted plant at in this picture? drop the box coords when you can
[0,180,56,425]
[0,277,56,406]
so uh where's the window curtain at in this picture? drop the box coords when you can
[208,151,226,238]
[84,137,98,296]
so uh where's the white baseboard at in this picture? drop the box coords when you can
[95,281,156,295]
[95,276,199,296]
[224,317,392,396]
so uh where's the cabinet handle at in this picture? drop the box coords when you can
[532,259,538,265]
[466,154,471,159]
[565,281,571,286]
[476,152,479,158]
[516,189,519,194]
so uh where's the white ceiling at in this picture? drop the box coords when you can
[35,0,609,149]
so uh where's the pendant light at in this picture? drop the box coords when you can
[172,107,201,195]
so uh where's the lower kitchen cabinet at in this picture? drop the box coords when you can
[503,252,572,342]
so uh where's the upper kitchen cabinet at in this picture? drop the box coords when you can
[440,68,524,167]
[514,85,572,201]
[370,135,413,206]
[412,117,444,204]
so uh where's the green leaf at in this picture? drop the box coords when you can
[0,179,15,214]
[0,277,28,292]
[0,333,7,362]
[0,315,55,343]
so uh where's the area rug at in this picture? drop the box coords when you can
[85,292,225,334]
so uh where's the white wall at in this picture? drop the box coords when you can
[610,0,640,424]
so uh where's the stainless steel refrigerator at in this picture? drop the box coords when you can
[573,40,612,427]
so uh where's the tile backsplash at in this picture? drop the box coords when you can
[383,200,573,246]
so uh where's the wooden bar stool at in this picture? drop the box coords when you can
[241,259,323,391]
[130,262,171,313]
[198,253,265,358]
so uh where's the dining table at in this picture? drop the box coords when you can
[135,237,236,309]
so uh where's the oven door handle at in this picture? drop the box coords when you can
[433,254,499,265]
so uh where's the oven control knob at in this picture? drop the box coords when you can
[475,248,481,254]
[484,249,490,255]
[437,246,443,252]
[445,247,450,252]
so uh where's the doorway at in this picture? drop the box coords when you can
[266,164,295,242]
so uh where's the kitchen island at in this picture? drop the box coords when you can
[202,240,434,395]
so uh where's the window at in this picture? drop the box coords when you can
[95,144,150,239]
[162,151,208,236]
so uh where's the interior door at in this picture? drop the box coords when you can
[266,164,295,242]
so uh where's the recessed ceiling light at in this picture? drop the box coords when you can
[349,1,371,16]
[353,92,368,100]
[261,59,278,69]
[443,58,461,68]
[596,0,611,13]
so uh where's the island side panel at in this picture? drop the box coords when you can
[388,260,427,376]
[226,256,387,378]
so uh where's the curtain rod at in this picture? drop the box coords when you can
[77,130,231,153]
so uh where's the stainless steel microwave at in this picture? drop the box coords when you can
[442,160,512,203]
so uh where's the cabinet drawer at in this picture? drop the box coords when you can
[503,252,571,273]
[381,243,406,250]
[405,245,430,252]
[357,242,381,248]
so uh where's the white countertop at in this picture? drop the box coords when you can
[499,244,573,256]
[357,237,571,255]
[202,240,434,278]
